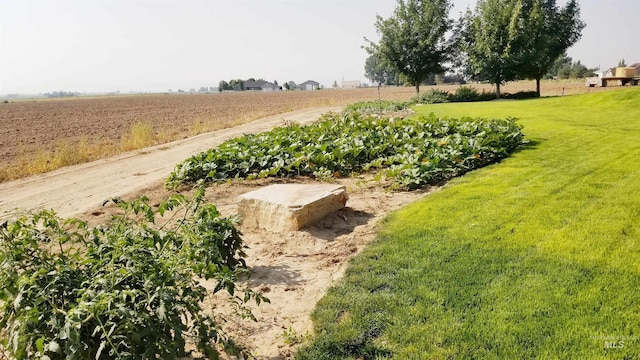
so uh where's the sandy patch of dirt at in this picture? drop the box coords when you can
[81,176,437,359]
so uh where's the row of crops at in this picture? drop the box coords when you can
[167,111,526,189]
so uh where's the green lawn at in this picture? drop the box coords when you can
[297,88,640,359]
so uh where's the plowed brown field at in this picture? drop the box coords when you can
[0,80,606,182]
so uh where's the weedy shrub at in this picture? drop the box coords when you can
[121,122,155,151]
[343,100,409,114]
[449,86,480,102]
[448,86,496,102]
[411,89,450,104]
[0,187,267,359]
[167,112,526,190]
[502,91,540,100]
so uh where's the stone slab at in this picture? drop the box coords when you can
[238,184,348,232]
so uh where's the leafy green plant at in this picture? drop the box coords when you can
[411,89,450,104]
[343,100,409,114]
[502,90,540,100]
[446,86,495,102]
[167,112,526,190]
[282,326,310,346]
[449,85,480,102]
[0,187,267,359]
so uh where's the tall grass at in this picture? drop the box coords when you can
[298,88,640,359]
[9,138,98,177]
[0,123,159,181]
[121,122,155,151]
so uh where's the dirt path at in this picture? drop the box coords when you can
[0,106,341,218]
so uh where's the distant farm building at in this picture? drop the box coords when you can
[341,80,361,89]
[298,80,320,91]
[244,80,282,92]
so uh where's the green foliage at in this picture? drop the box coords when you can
[282,326,310,346]
[218,80,230,91]
[364,53,386,88]
[461,0,585,96]
[409,87,497,105]
[517,0,585,93]
[0,188,267,359]
[448,85,479,102]
[343,100,409,114]
[448,86,496,102]
[546,54,596,79]
[411,89,450,104]
[167,112,526,190]
[299,88,640,359]
[501,91,540,100]
[461,0,522,97]
[366,0,452,94]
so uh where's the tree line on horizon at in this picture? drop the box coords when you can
[365,0,586,98]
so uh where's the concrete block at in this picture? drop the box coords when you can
[238,184,348,232]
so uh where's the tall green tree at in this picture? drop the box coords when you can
[547,53,572,78]
[366,0,452,94]
[518,0,585,95]
[364,53,389,100]
[462,0,524,98]
[229,79,244,91]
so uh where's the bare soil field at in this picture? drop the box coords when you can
[0,80,606,182]
[0,89,410,181]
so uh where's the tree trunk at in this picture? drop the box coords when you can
[377,83,382,113]
[536,78,541,97]
[415,82,420,94]
[496,83,501,99]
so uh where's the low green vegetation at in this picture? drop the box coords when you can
[166,112,525,190]
[0,189,267,359]
[343,100,409,114]
[298,88,640,359]
[346,87,539,116]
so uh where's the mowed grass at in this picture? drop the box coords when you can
[298,88,640,359]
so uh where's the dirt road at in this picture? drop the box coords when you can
[0,106,341,218]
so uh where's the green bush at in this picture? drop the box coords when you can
[167,112,526,190]
[448,86,496,102]
[343,100,409,114]
[502,91,540,100]
[0,188,267,359]
[411,89,450,104]
[449,86,480,102]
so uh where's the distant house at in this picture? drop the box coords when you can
[298,80,320,91]
[631,63,640,77]
[243,80,282,92]
[341,80,361,89]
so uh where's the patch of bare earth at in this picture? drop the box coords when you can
[82,176,437,359]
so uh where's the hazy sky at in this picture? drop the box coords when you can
[1,0,639,95]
